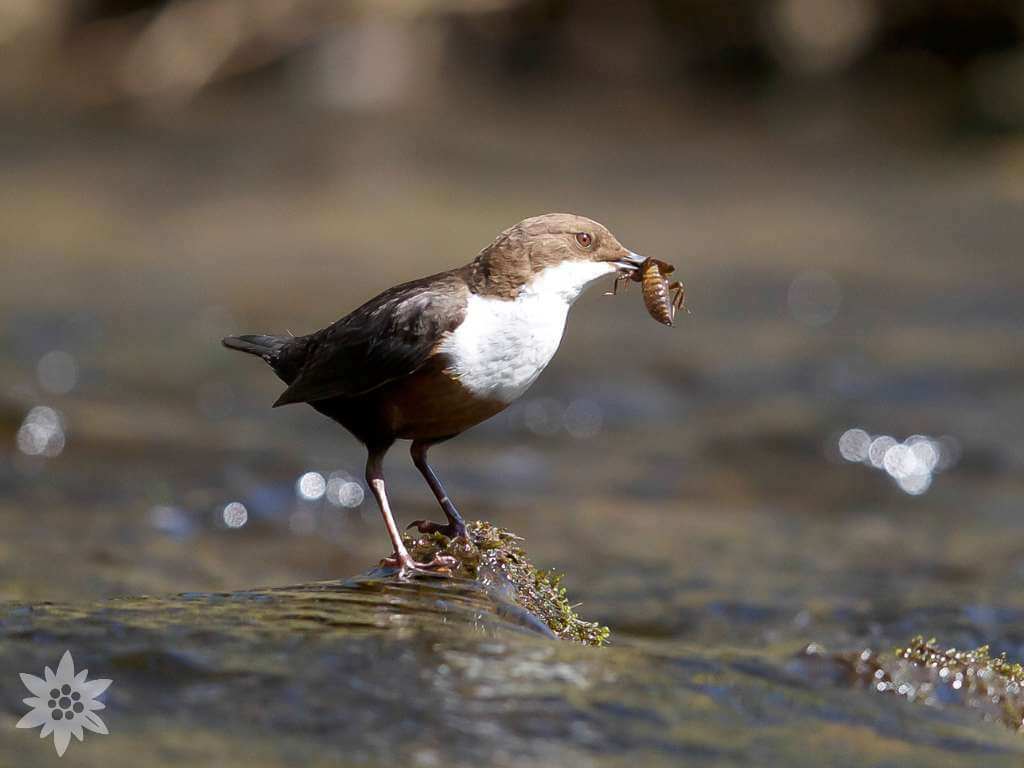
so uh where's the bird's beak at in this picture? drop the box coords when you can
[611,250,647,272]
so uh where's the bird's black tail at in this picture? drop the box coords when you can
[222,334,286,358]
[222,333,310,387]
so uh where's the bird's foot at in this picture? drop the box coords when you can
[406,519,467,540]
[379,551,458,579]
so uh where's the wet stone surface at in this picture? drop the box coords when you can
[0,571,678,767]
[5,579,1024,768]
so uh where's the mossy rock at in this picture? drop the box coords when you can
[403,520,610,647]
[801,636,1024,730]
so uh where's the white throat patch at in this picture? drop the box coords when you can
[440,259,616,403]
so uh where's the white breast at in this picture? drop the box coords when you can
[439,259,616,403]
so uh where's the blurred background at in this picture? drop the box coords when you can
[5,2,1024,765]
[2,0,1024,641]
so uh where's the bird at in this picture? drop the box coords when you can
[223,213,647,576]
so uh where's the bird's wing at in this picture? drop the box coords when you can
[272,273,468,406]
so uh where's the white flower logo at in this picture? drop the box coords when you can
[16,650,111,756]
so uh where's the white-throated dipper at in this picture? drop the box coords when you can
[224,213,647,576]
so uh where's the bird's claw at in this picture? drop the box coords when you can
[406,519,466,540]
[379,552,458,578]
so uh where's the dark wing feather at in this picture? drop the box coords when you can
[273,272,468,406]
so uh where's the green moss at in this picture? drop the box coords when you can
[894,636,1024,684]
[405,520,610,647]
[819,636,1024,730]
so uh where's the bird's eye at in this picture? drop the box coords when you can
[575,232,593,249]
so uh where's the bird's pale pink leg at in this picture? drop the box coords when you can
[365,447,457,577]
[406,439,467,540]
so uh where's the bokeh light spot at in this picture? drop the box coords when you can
[149,504,192,536]
[16,406,65,457]
[837,427,957,495]
[868,435,897,468]
[222,501,248,528]
[770,0,877,76]
[296,471,326,501]
[524,398,563,437]
[326,473,364,508]
[36,350,79,394]
[563,398,603,439]
[838,428,871,462]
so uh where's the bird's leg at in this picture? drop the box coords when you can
[406,439,468,540]
[365,445,457,577]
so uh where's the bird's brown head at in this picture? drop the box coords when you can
[468,213,644,300]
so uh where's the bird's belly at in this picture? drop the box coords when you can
[380,364,508,439]
[438,293,568,404]
[311,362,507,444]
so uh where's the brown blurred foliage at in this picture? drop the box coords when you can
[1,0,1023,131]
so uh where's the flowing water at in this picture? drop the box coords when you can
[1,97,1024,766]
